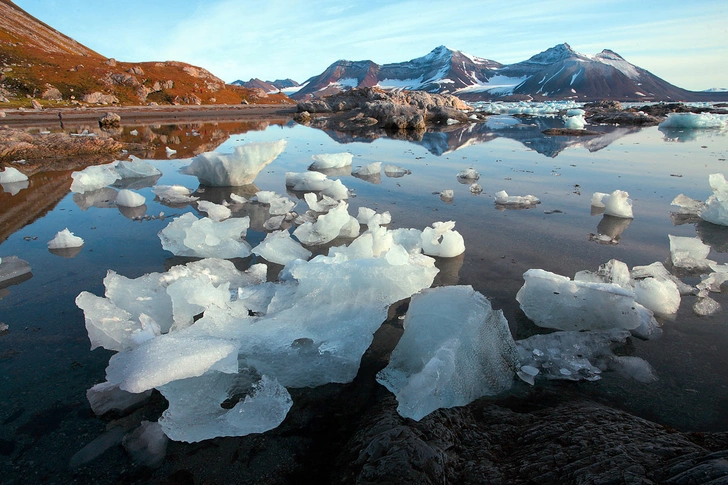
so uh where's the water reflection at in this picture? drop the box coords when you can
[589,215,632,245]
[72,187,118,210]
[117,204,148,220]
[48,246,83,258]
[1,180,29,196]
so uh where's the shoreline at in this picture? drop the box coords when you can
[0,103,298,127]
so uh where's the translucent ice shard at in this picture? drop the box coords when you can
[700,173,728,226]
[0,166,28,183]
[252,230,312,265]
[309,152,353,170]
[420,221,465,258]
[70,163,120,193]
[182,140,287,186]
[158,212,251,258]
[377,286,518,421]
[668,235,712,271]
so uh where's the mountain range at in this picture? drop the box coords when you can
[291,44,726,102]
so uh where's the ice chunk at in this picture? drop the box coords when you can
[470,183,483,194]
[115,189,145,208]
[356,207,391,226]
[700,173,728,226]
[377,286,518,421]
[122,421,168,467]
[285,171,349,200]
[114,157,161,179]
[659,112,728,130]
[668,235,712,271]
[152,185,198,205]
[634,277,681,315]
[566,108,585,117]
[0,166,28,183]
[252,230,312,265]
[304,192,339,213]
[611,355,658,383]
[105,333,240,393]
[197,200,231,221]
[48,228,84,249]
[0,256,31,286]
[159,212,251,258]
[383,165,410,177]
[352,162,381,177]
[457,168,479,180]
[693,296,721,316]
[159,372,292,443]
[420,221,465,258]
[574,259,632,289]
[229,193,247,204]
[293,203,359,246]
[631,261,694,296]
[564,114,586,130]
[86,381,152,416]
[76,291,140,351]
[591,190,633,218]
[671,193,705,215]
[440,189,454,202]
[182,140,287,186]
[70,163,120,193]
[255,191,295,215]
[485,115,521,129]
[309,152,353,170]
[516,268,654,331]
[494,190,540,207]
[165,146,177,157]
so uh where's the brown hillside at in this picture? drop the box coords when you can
[0,0,292,107]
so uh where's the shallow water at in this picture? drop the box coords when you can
[1,118,727,481]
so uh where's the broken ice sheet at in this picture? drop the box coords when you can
[158,212,252,258]
[182,140,287,186]
[668,235,713,271]
[252,230,312,266]
[70,163,120,194]
[377,285,519,421]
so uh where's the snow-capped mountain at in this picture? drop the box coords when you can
[232,78,300,93]
[292,44,723,102]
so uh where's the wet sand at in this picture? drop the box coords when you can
[0,103,298,127]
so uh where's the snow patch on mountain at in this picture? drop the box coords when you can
[455,75,529,95]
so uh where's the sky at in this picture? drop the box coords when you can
[14,0,728,91]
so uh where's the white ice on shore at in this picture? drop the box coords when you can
[182,140,287,186]
[70,163,120,194]
[197,200,232,222]
[591,190,633,218]
[159,212,251,258]
[420,221,465,258]
[152,185,199,205]
[252,230,312,265]
[0,166,28,183]
[48,228,84,249]
[115,189,146,208]
[377,286,518,421]
[309,152,353,170]
[494,190,540,207]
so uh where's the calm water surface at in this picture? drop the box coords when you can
[1,118,727,481]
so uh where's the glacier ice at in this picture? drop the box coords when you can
[0,166,28,183]
[470,183,483,194]
[285,171,349,200]
[633,277,681,315]
[309,152,353,170]
[197,200,231,221]
[591,190,633,218]
[0,255,31,286]
[352,162,381,177]
[304,192,339,213]
[114,157,162,179]
[659,112,728,130]
[356,207,392,226]
[182,140,287,186]
[158,212,252,258]
[440,189,454,202]
[48,228,84,249]
[420,221,465,258]
[383,165,411,177]
[293,202,360,246]
[70,163,120,194]
[115,189,146,208]
[252,230,312,265]
[457,168,479,180]
[255,190,296,215]
[494,190,540,207]
[152,185,199,205]
[376,285,518,421]
[700,173,728,226]
[564,114,586,130]
[668,235,712,271]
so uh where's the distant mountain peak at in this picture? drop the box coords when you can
[526,43,580,64]
[596,49,626,61]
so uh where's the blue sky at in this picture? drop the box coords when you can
[14,0,728,90]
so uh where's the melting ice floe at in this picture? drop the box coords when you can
[591,190,633,218]
[309,152,353,170]
[285,171,349,200]
[671,173,728,227]
[383,165,410,177]
[377,285,519,421]
[252,230,312,265]
[152,185,199,205]
[115,189,145,208]
[158,212,252,258]
[494,190,540,207]
[71,158,162,194]
[48,228,84,249]
[659,112,728,130]
[196,200,231,222]
[182,140,287,186]
[457,168,480,180]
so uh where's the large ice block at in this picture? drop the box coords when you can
[182,140,287,186]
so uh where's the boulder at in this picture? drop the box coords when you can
[98,112,121,128]
[110,73,140,87]
[31,99,42,110]
[82,92,119,105]
[127,66,144,76]
[41,85,63,101]
[173,94,202,105]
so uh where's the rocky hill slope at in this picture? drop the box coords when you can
[0,0,292,107]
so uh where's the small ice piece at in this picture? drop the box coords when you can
[564,114,586,130]
[122,421,168,467]
[631,261,694,296]
[293,203,360,246]
[158,372,292,443]
[659,112,728,130]
[668,235,712,271]
[48,228,84,249]
[252,230,312,265]
[516,329,633,382]
[158,212,252,258]
[0,166,28,183]
[591,190,633,218]
[229,193,247,204]
[494,190,540,207]
[457,168,479,180]
[356,207,391,226]
[383,165,410,177]
[516,268,654,332]
[309,152,353,170]
[105,333,240,393]
[197,200,232,221]
[152,185,199,205]
[115,189,146,208]
[182,140,287,186]
[693,296,721,316]
[165,146,176,157]
[700,173,728,226]
[470,183,483,194]
[0,256,32,286]
[634,277,681,315]
[130,129,138,136]
[254,191,295,216]
[86,381,152,416]
[285,171,349,200]
[304,192,339,213]
[376,286,519,421]
[440,189,454,202]
[70,163,120,193]
[114,157,162,179]
[420,221,465,258]
[671,193,705,215]
[351,162,381,177]
[574,259,632,290]
[516,365,540,385]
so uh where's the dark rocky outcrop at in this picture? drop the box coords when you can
[0,128,122,164]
